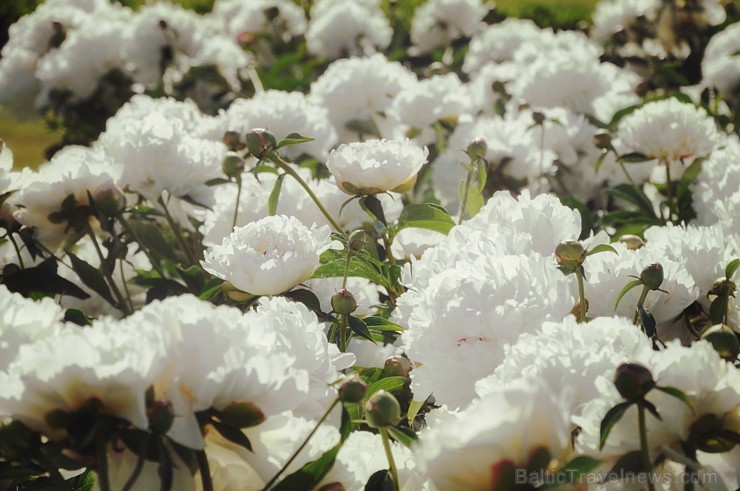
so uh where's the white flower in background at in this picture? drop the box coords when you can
[702,22,740,97]
[306,1,392,59]
[221,91,337,160]
[320,430,432,490]
[0,285,64,371]
[100,111,225,206]
[388,73,474,143]
[396,254,573,408]
[310,54,417,142]
[346,338,403,369]
[575,341,740,460]
[326,139,428,195]
[618,99,719,162]
[591,0,661,43]
[0,140,15,192]
[692,137,740,233]
[476,316,652,416]
[467,63,519,114]
[416,381,572,490]
[391,228,447,260]
[463,18,546,73]
[410,0,488,53]
[13,145,119,251]
[210,0,307,41]
[202,215,332,296]
[0,315,171,439]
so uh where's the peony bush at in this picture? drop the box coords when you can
[0,0,739,490]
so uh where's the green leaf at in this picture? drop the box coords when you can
[345,118,381,138]
[365,469,394,491]
[360,195,388,226]
[211,420,253,452]
[642,399,662,421]
[600,401,632,450]
[614,279,642,310]
[365,376,406,401]
[312,250,388,287]
[387,426,418,448]
[594,151,607,173]
[363,316,406,332]
[587,244,617,256]
[348,315,376,343]
[395,203,455,235]
[725,259,740,280]
[284,288,324,314]
[556,455,602,480]
[655,386,693,412]
[272,444,342,491]
[638,306,656,337]
[199,278,223,300]
[407,397,427,427]
[618,152,652,163]
[3,258,90,299]
[276,132,314,149]
[127,219,177,263]
[269,173,287,216]
[64,308,90,326]
[607,450,645,475]
[709,296,728,324]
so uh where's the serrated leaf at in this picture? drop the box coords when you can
[348,315,375,343]
[269,173,287,216]
[655,386,693,412]
[395,203,454,235]
[387,426,418,448]
[587,244,617,256]
[272,444,342,491]
[600,401,632,450]
[365,376,406,402]
[725,259,740,280]
[614,279,642,310]
[276,132,314,149]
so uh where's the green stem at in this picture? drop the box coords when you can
[575,267,587,322]
[268,153,348,238]
[117,212,167,279]
[663,159,674,222]
[637,403,656,491]
[158,195,197,266]
[382,234,397,267]
[8,233,25,269]
[617,161,657,220]
[197,450,214,491]
[380,428,400,491]
[262,398,340,491]
[458,164,474,225]
[122,433,150,491]
[338,314,349,353]
[96,432,111,491]
[342,246,352,290]
[87,228,131,316]
[119,259,135,313]
[232,175,242,230]
[633,285,650,325]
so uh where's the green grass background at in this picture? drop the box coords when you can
[0,0,598,169]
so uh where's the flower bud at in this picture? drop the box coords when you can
[222,154,245,179]
[245,128,277,158]
[219,401,265,428]
[364,390,401,429]
[701,324,739,361]
[466,138,487,161]
[618,234,644,250]
[93,184,126,216]
[0,202,21,233]
[221,282,257,302]
[593,133,612,150]
[640,263,664,290]
[331,289,357,315]
[147,401,175,434]
[223,131,244,151]
[348,230,368,253]
[339,377,368,403]
[384,355,412,378]
[555,240,586,272]
[614,363,655,400]
[709,277,735,297]
[532,111,546,126]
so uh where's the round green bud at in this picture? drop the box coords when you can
[364,390,402,429]
[614,363,655,400]
[93,184,127,216]
[383,355,412,378]
[245,128,277,158]
[222,154,245,179]
[701,324,739,361]
[640,263,664,290]
[466,138,487,161]
[223,131,244,151]
[348,230,368,253]
[147,401,175,434]
[555,240,586,272]
[532,111,546,126]
[339,377,368,403]
[593,133,612,150]
[709,277,736,297]
[618,234,644,250]
[331,289,357,315]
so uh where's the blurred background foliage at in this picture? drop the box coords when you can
[0,0,598,169]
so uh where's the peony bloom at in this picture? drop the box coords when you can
[702,22,740,98]
[692,137,740,234]
[201,215,333,296]
[210,0,307,41]
[326,139,428,195]
[462,18,546,74]
[618,99,719,162]
[410,0,488,53]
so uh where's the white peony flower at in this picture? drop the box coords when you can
[591,0,661,43]
[416,381,572,490]
[410,0,488,53]
[618,99,719,162]
[326,138,428,195]
[201,215,333,296]
[210,0,307,41]
[306,1,392,59]
[702,22,740,97]
[462,18,546,74]
[692,137,740,234]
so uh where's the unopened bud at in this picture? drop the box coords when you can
[245,128,277,158]
[147,401,175,434]
[348,230,368,253]
[466,138,487,161]
[593,133,612,150]
[219,401,265,428]
[223,131,244,151]
[222,154,245,179]
[364,390,401,429]
[701,324,739,361]
[384,355,412,378]
[532,111,546,126]
[339,377,368,403]
[709,277,736,297]
[555,240,586,272]
[614,363,655,400]
[331,289,357,315]
[640,263,664,290]
[93,184,126,216]
[619,234,644,250]
[0,202,21,233]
